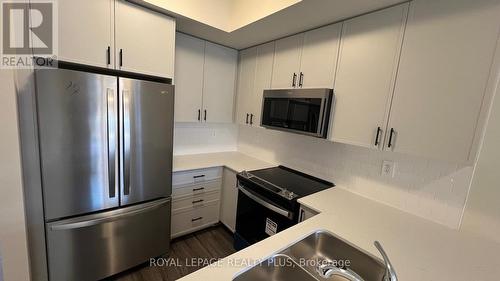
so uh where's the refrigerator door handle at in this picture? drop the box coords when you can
[123,89,131,196]
[106,88,117,198]
[50,198,171,231]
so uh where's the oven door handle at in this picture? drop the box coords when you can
[238,184,293,219]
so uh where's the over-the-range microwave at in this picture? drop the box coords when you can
[261,88,334,138]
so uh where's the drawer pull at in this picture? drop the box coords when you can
[192,199,204,204]
[191,217,203,222]
[193,175,205,179]
[193,187,205,192]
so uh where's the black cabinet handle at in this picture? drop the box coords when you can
[193,175,205,179]
[292,73,297,87]
[198,109,201,121]
[192,199,204,204]
[388,128,395,148]
[375,127,382,146]
[250,114,254,125]
[204,109,207,121]
[246,113,249,124]
[106,46,111,65]
[299,72,304,87]
[193,187,205,191]
[191,217,203,222]
[119,49,123,67]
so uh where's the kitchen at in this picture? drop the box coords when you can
[1,0,500,281]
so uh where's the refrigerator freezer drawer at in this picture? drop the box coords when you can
[46,198,171,281]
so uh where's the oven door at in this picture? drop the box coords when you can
[261,88,333,138]
[234,183,296,250]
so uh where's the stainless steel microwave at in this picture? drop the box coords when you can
[261,88,334,138]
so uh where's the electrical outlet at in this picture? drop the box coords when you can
[381,160,396,178]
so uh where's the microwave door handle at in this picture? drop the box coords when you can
[237,184,293,219]
[316,98,327,137]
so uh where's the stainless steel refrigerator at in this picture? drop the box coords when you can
[34,67,174,281]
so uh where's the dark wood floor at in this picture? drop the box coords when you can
[108,225,236,281]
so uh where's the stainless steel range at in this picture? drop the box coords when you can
[234,166,334,250]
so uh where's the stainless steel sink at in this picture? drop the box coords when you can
[232,254,318,281]
[233,230,386,281]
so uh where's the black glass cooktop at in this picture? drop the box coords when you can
[247,166,334,198]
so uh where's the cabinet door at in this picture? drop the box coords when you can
[251,42,275,126]
[174,33,205,122]
[115,0,175,78]
[271,34,303,88]
[202,42,238,123]
[330,4,408,148]
[300,23,342,88]
[387,0,500,162]
[58,0,113,68]
[235,47,257,125]
[219,168,238,232]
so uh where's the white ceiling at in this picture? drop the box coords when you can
[132,0,407,50]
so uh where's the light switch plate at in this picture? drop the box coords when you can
[381,160,396,178]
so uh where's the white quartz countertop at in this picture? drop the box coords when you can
[173,151,275,173]
[174,152,500,281]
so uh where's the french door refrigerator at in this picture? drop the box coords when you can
[34,67,174,281]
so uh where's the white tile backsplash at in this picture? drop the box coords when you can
[237,125,473,228]
[174,123,238,155]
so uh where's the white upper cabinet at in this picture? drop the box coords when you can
[174,33,205,123]
[300,23,342,88]
[251,42,275,126]
[236,42,275,126]
[387,0,500,162]
[236,47,257,125]
[202,42,238,123]
[271,24,341,89]
[330,4,408,148]
[58,0,114,68]
[175,33,238,123]
[115,0,175,78]
[271,34,303,88]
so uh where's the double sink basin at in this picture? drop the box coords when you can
[233,230,386,281]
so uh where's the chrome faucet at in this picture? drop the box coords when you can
[316,262,365,281]
[374,241,398,281]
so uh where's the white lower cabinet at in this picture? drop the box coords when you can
[171,168,222,238]
[171,201,220,239]
[219,168,238,232]
[171,166,240,236]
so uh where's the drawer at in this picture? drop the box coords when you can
[173,167,222,186]
[171,201,220,238]
[172,179,221,197]
[172,190,220,211]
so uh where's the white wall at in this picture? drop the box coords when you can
[238,125,473,228]
[461,73,500,242]
[0,70,30,281]
[174,123,238,155]
[143,0,300,31]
